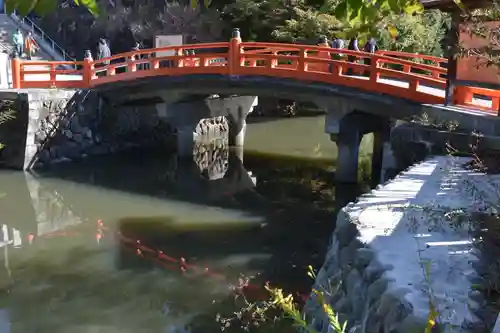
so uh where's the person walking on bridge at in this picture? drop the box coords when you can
[331,35,344,60]
[346,36,359,75]
[97,38,111,65]
[96,38,111,77]
[312,36,330,73]
[12,29,23,58]
[24,32,39,60]
[130,42,141,70]
[363,37,378,76]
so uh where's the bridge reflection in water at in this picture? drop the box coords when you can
[0,144,365,333]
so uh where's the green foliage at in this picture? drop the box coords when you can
[325,0,425,38]
[375,10,450,57]
[271,2,343,42]
[5,0,216,18]
[0,110,14,126]
[0,109,14,151]
[220,0,294,41]
[5,0,100,17]
[272,0,448,56]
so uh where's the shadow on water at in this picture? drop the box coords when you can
[0,145,368,333]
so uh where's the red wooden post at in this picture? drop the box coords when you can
[370,56,380,82]
[229,28,242,75]
[11,57,21,89]
[82,57,92,88]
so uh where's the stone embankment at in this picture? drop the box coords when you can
[306,156,500,333]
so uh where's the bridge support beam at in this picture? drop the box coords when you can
[161,96,258,157]
[333,131,361,184]
[371,126,391,186]
[327,111,392,184]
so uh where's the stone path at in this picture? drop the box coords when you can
[0,14,52,60]
[0,13,67,87]
[306,156,500,332]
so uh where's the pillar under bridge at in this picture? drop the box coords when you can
[326,110,392,185]
[156,95,258,157]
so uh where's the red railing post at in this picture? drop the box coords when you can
[82,55,92,88]
[229,28,242,75]
[11,57,21,89]
[370,55,380,82]
[298,47,307,72]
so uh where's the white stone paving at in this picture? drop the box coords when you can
[348,156,500,331]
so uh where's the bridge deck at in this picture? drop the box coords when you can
[10,40,500,115]
[19,71,494,111]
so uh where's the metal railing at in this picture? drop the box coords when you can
[8,10,75,62]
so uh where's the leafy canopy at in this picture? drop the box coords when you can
[4,0,213,17]
[327,0,425,38]
[5,0,99,16]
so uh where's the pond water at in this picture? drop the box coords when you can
[0,116,371,332]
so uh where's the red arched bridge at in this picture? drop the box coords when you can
[10,34,500,114]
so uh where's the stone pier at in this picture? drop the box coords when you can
[156,95,258,157]
[326,110,391,184]
[0,90,257,170]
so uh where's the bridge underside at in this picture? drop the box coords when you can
[97,74,425,120]
[4,73,500,187]
[97,74,500,135]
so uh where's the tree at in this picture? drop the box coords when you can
[34,0,224,57]
[324,0,425,38]
[271,0,448,57]
[375,10,450,57]
[271,0,343,43]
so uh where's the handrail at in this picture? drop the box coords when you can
[9,37,500,115]
[9,10,75,62]
[377,50,447,65]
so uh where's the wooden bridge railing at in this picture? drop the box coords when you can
[10,30,500,115]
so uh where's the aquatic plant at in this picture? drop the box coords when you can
[0,104,15,151]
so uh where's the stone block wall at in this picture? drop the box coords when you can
[305,157,487,333]
[0,89,176,170]
[0,92,29,169]
[304,209,424,333]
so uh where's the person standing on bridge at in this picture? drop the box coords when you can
[130,42,142,71]
[84,49,93,61]
[331,35,344,60]
[314,36,330,73]
[12,29,23,58]
[346,36,359,75]
[24,32,39,60]
[97,38,111,65]
[363,37,378,76]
